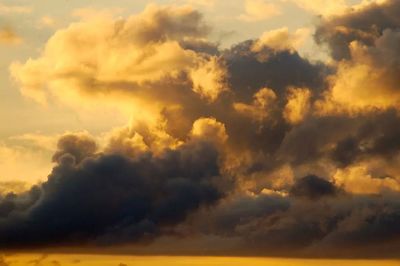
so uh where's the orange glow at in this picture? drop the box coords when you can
[2,254,399,266]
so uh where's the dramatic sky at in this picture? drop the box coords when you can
[2,0,400,262]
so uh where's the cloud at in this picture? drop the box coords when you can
[0,141,54,184]
[238,0,281,22]
[283,87,311,124]
[0,181,28,196]
[252,27,311,53]
[190,117,228,144]
[314,0,400,115]
[10,4,224,107]
[190,57,228,102]
[0,27,22,45]
[192,175,400,257]
[0,127,227,248]
[37,16,57,29]
[0,3,32,14]
[184,0,216,7]
[233,87,278,122]
[315,0,400,61]
[7,2,400,258]
[289,175,339,199]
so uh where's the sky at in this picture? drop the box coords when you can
[2,0,400,263]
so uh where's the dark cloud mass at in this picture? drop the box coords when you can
[197,183,400,258]
[0,134,225,248]
[224,40,329,99]
[4,0,400,259]
[289,175,339,199]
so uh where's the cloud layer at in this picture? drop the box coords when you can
[4,1,400,258]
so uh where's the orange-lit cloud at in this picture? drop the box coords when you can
[233,87,277,122]
[4,0,400,259]
[284,87,311,124]
[252,27,311,53]
[10,4,227,124]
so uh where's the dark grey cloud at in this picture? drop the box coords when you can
[192,176,400,258]
[223,40,329,100]
[52,134,97,164]
[162,40,330,164]
[289,175,339,199]
[330,110,400,167]
[0,134,226,248]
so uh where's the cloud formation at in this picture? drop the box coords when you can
[0,27,22,45]
[5,2,400,258]
[10,4,225,106]
[0,130,226,248]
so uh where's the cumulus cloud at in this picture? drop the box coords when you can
[314,0,400,115]
[0,128,227,248]
[10,4,224,107]
[233,87,277,122]
[283,87,311,124]
[190,57,228,102]
[6,1,400,258]
[191,174,400,257]
[252,27,311,53]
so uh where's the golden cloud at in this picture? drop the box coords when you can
[316,29,400,115]
[233,87,277,122]
[284,87,311,124]
[252,27,311,53]
[10,4,227,112]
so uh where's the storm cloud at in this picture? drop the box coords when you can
[0,133,226,248]
[3,1,400,259]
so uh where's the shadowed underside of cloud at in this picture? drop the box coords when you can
[0,133,225,248]
[195,175,400,258]
[3,1,400,258]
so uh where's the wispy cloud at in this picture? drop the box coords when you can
[238,0,281,21]
[0,27,22,45]
[0,3,32,14]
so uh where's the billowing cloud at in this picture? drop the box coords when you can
[233,87,278,122]
[252,27,311,53]
[315,0,400,61]
[10,4,226,107]
[190,175,400,257]
[283,87,311,124]
[0,128,227,248]
[5,1,400,259]
[314,0,400,115]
